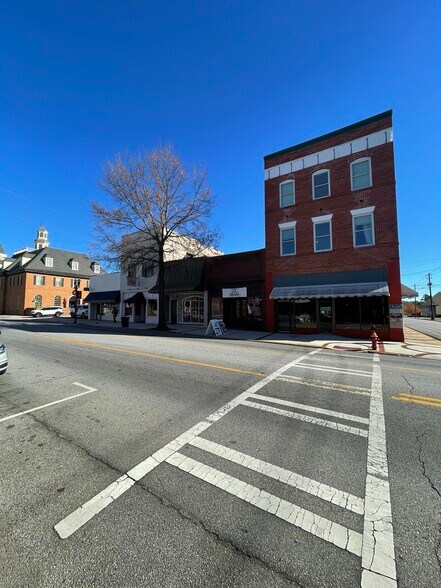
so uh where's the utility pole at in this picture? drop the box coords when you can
[428,273,435,321]
[73,278,80,325]
[414,283,417,317]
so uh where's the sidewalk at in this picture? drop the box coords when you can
[56,317,441,359]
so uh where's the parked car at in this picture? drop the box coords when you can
[0,335,8,375]
[30,306,64,318]
[70,304,89,318]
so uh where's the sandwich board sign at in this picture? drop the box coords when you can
[205,319,228,336]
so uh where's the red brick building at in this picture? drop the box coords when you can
[264,110,404,341]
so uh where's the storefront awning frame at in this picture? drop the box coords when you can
[83,290,121,303]
[270,282,389,300]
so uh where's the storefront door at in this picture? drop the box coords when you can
[318,298,333,333]
[171,300,177,324]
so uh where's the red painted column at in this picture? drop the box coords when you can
[387,258,404,342]
[264,271,275,332]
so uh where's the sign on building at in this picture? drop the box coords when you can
[222,287,247,298]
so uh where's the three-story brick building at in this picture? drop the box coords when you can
[264,110,404,341]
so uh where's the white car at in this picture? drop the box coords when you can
[70,305,89,318]
[0,338,8,375]
[30,306,64,318]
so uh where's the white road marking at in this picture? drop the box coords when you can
[276,375,371,396]
[54,349,322,539]
[252,393,370,425]
[295,363,373,377]
[0,382,98,424]
[315,351,374,361]
[243,400,369,437]
[189,436,364,514]
[166,452,363,556]
[361,354,397,587]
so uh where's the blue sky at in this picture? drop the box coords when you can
[2,1,440,296]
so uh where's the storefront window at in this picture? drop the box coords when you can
[247,296,262,322]
[183,296,204,323]
[277,301,294,331]
[211,297,223,319]
[361,296,388,332]
[335,298,361,330]
[294,299,317,328]
[147,299,158,317]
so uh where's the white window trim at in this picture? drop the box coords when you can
[350,157,372,191]
[45,256,53,267]
[279,179,295,208]
[351,208,375,248]
[312,215,333,253]
[312,169,330,200]
[279,221,297,257]
[71,260,79,271]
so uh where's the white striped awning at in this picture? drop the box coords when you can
[270,282,389,300]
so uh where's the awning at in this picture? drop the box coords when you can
[124,292,146,304]
[401,284,419,298]
[149,258,204,294]
[270,282,389,300]
[83,290,121,303]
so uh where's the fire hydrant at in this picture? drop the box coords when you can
[370,327,379,351]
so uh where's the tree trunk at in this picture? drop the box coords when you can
[156,245,168,331]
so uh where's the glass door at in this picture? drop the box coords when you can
[318,298,333,333]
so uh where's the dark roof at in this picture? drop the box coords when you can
[149,257,204,293]
[0,243,5,255]
[84,290,120,303]
[2,247,100,277]
[264,110,392,161]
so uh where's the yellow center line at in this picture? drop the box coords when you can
[29,333,265,377]
[398,392,441,404]
[391,396,441,408]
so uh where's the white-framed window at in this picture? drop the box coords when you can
[351,157,372,190]
[351,206,375,247]
[53,277,64,287]
[71,260,79,271]
[312,214,333,252]
[34,294,42,308]
[54,295,62,307]
[279,221,296,256]
[71,278,81,288]
[312,169,330,199]
[45,256,53,267]
[182,296,204,324]
[34,275,45,286]
[142,263,154,278]
[93,263,101,274]
[279,180,295,207]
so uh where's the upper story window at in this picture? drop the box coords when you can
[92,263,101,274]
[53,277,64,287]
[279,180,295,207]
[351,157,372,190]
[127,265,136,279]
[71,260,79,271]
[71,278,81,288]
[34,275,46,286]
[279,221,296,256]
[45,256,53,267]
[312,214,333,252]
[142,263,154,278]
[312,170,330,199]
[351,206,375,247]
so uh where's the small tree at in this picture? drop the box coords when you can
[91,146,219,330]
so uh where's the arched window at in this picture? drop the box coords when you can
[54,295,62,307]
[182,296,204,323]
[34,294,42,309]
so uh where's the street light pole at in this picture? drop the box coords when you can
[73,279,80,325]
[428,273,435,321]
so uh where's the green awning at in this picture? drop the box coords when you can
[149,258,204,293]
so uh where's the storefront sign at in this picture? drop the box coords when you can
[222,287,247,298]
[389,304,403,319]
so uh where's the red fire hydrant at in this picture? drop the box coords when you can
[370,327,379,351]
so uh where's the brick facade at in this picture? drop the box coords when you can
[264,111,403,341]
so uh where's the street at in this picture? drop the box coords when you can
[405,317,441,341]
[1,319,440,588]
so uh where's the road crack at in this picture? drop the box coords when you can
[417,432,441,576]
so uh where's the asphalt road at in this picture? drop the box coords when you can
[0,318,440,588]
[405,317,441,340]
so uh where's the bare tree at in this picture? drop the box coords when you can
[90,146,220,330]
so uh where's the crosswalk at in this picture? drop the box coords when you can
[55,348,397,587]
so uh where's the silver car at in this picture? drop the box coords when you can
[0,338,8,375]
